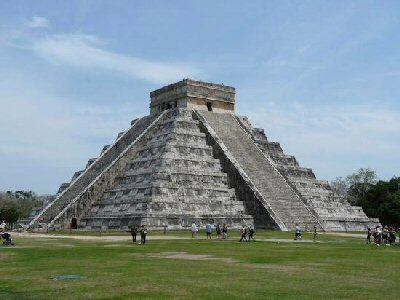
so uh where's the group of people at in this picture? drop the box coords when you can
[191,222,254,241]
[127,225,148,245]
[294,224,318,241]
[197,222,229,240]
[367,225,398,246]
[239,226,255,242]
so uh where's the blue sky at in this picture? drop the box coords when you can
[1,1,399,194]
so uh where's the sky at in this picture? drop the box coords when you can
[0,1,399,194]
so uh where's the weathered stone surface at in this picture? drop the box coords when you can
[28,79,379,231]
[235,115,380,231]
[196,111,321,230]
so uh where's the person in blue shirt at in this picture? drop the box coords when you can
[205,223,212,239]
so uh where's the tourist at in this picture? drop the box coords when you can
[248,227,254,241]
[191,222,198,238]
[366,226,371,244]
[239,226,247,242]
[313,225,317,242]
[389,227,396,244]
[127,226,137,243]
[0,232,14,246]
[205,223,212,239]
[375,225,382,246]
[398,227,400,244]
[222,224,228,239]
[140,225,148,245]
[383,226,389,244]
[216,224,221,239]
[0,220,6,232]
[294,224,301,240]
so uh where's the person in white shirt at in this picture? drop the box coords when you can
[191,222,198,238]
[0,221,6,232]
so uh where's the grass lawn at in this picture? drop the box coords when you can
[0,231,399,299]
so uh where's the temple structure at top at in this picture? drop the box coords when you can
[28,79,379,232]
[150,79,235,114]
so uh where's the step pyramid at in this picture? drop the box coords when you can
[28,79,379,231]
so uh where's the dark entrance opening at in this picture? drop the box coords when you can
[70,218,78,229]
[207,102,213,111]
[166,103,172,109]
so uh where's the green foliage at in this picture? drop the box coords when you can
[331,169,400,226]
[0,199,20,223]
[359,177,400,227]
[0,190,43,224]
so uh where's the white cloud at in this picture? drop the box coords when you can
[32,33,202,84]
[28,16,50,28]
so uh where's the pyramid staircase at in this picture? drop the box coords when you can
[28,113,162,229]
[33,109,253,230]
[235,115,380,231]
[196,111,321,231]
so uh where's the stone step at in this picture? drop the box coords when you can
[128,159,222,171]
[198,111,319,230]
[28,113,160,227]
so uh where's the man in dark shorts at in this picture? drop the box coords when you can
[366,226,371,244]
[127,226,137,243]
[313,225,318,242]
[248,227,254,241]
[140,225,148,245]
[205,223,212,239]
[239,226,247,242]
[216,224,221,239]
[222,224,228,239]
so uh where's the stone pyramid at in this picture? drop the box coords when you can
[29,79,379,231]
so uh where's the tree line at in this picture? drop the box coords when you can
[0,191,44,227]
[331,168,400,227]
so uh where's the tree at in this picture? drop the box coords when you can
[0,199,20,225]
[331,177,348,198]
[0,190,43,225]
[359,177,400,227]
[331,168,377,205]
[346,168,377,205]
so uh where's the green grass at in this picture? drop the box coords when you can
[0,231,399,299]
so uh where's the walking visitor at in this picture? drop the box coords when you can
[313,225,317,242]
[216,224,222,239]
[239,226,247,242]
[248,227,254,241]
[140,225,148,245]
[205,223,212,239]
[294,224,302,240]
[191,222,198,238]
[222,224,228,239]
[128,226,137,243]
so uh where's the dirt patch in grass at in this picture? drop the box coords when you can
[146,252,238,263]
[243,263,302,272]
[144,252,322,273]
